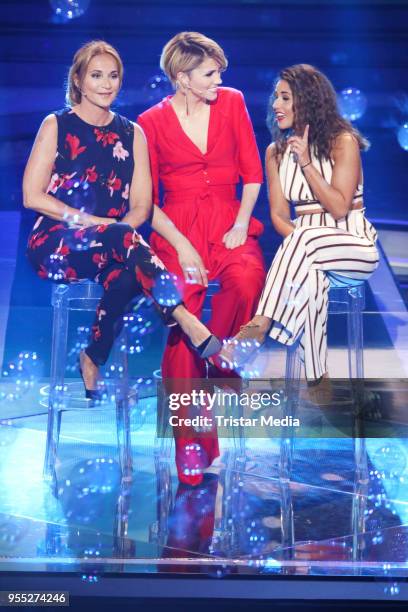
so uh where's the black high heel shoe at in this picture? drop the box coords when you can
[188,334,222,359]
[78,351,104,402]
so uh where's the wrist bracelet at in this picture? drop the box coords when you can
[301,160,312,170]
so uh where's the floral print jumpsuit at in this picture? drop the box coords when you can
[27,109,180,366]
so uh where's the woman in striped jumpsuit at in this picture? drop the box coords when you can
[219,64,379,384]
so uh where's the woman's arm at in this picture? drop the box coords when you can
[23,114,115,227]
[266,144,294,238]
[223,90,263,249]
[288,127,362,220]
[121,124,153,228]
[223,183,261,249]
[151,205,208,287]
[137,113,160,205]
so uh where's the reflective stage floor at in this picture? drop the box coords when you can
[0,382,408,603]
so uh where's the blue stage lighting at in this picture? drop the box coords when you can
[50,0,90,21]
[144,75,172,103]
[338,88,367,121]
[397,123,408,151]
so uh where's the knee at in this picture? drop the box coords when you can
[290,226,319,244]
[232,262,265,301]
[99,223,146,261]
[104,221,136,245]
[290,226,309,241]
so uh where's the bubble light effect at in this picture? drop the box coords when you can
[144,75,172,104]
[153,272,180,306]
[0,352,41,402]
[44,253,68,282]
[397,123,408,151]
[338,88,367,121]
[50,0,90,21]
[58,458,119,524]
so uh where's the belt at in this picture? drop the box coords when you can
[295,201,364,216]
[164,184,237,205]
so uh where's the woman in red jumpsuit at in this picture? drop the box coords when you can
[138,32,266,485]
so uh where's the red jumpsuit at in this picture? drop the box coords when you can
[138,87,266,471]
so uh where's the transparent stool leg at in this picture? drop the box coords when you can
[220,463,241,556]
[231,379,246,463]
[113,479,133,558]
[116,397,132,481]
[280,479,295,563]
[347,288,364,380]
[347,287,365,421]
[155,383,173,459]
[280,342,301,482]
[346,285,368,567]
[351,438,368,567]
[115,330,133,481]
[50,285,70,387]
[43,405,62,481]
[156,458,173,547]
[353,424,369,486]
[44,292,69,480]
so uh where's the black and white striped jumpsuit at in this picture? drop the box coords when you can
[256,148,379,380]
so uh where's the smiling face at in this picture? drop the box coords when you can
[181,56,223,102]
[272,79,295,130]
[76,53,121,109]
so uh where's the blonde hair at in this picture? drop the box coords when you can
[66,40,123,106]
[160,31,228,87]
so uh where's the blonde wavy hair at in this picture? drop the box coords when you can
[160,31,227,87]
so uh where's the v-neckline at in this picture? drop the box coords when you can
[166,95,213,156]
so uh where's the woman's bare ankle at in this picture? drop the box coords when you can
[80,351,100,390]
[250,315,272,332]
[171,308,210,347]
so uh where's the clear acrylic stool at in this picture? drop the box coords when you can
[280,281,367,481]
[43,281,133,482]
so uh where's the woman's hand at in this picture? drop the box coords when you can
[287,124,310,167]
[222,222,248,249]
[66,211,117,228]
[91,216,118,227]
[176,241,208,286]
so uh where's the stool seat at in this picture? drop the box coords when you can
[51,280,103,310]
[44,280,132,483]
[328,282,365,314]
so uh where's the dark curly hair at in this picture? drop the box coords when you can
[266,64,369,160]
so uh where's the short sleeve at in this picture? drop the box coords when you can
[137,113,160,205]
[234,91,263,185]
